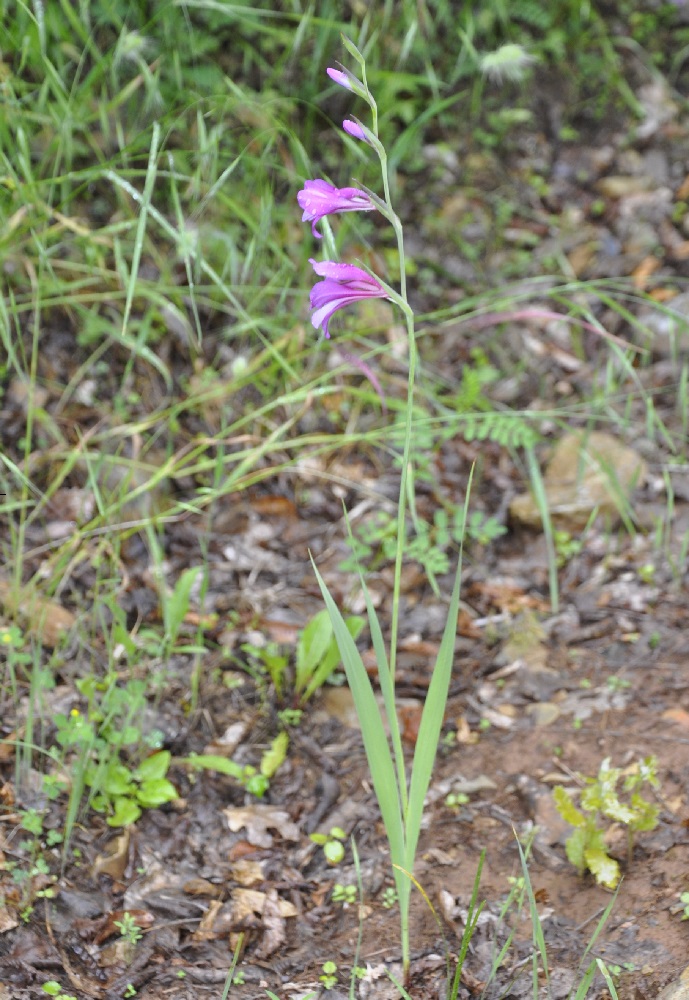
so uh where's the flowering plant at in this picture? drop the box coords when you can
[298,36,470,979]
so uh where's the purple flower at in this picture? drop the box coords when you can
[327,67,353,90]
[297,179,375,238]
[343,119,369,143]
[309,259,388,338]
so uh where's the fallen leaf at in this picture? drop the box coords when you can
[229,859,265,887]
[632,256,662,289]
[0,578,76,648]
[193,899,226,942]
[223,804,300,848]
[255,888,287,959]
[91,829,130,881]
[662,708,689,729]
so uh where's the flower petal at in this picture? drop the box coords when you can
[298,180,375,238]
[342,119,368,142]
[308,259,388,338]
[327,67,353,90]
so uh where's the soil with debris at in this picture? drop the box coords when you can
[2,37,689,1000]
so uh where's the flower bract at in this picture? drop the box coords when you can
[298,179,375,238]
[309,259,388,338]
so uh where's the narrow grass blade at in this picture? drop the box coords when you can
[596,959,620,1000]
[449,851,485,1000]
[579,888,619,961]
[311,559,406,868]
[525,445,558,613]
[572,960,598,1000]
[406,473,472,867]
[515,834,550,990]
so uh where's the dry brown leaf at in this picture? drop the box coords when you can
[255,888,287,959]
[0,906,19,935]
[223,804,300,848]
[250,495,297,518]
[632,256,662,289]
[192,899,226,942]
[232,888,297,922]
[183,878,223,898]
[662,708,689,729]
[229,859,266,887]
[91,829,130,881]
[0,578,76,648]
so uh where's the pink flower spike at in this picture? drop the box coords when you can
[309,259,389,339]
[327,67,353,90]
[342,119,369,143]
[297,179,376,238]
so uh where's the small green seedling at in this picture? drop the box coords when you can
[241,609,363,706]
[678,891,689,919]
[310,826,347,864]
[554,756,660,889]
[445,791,470,810]
[553,529,583,567]
[332,882,357,905]
[319,961,338,989]
[295,610,364,703]
[114,911,143,944]
[381,886,398,909]
[41,983,77,1000]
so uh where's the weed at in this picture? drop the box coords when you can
[554,529,583,568]
[114,911,144,945]
[41,983,77,1000]
[240,609,364,706]
[310,826,347,865]
[554,756,660,888]
[445,791,470,811]
[1,807,59,919]
[332,883,357,905]
[381,886,398,909]
[319,961,339,989]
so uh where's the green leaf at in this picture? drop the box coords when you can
[311,558,406,870]
[102,762,136,796]
[136,750,171,782]
[324,839,345,864]
[182,754,244,779]
[260,731,288,778]
[136,778,178,807]
[406,547,464,869]
[598,793,635,825]
[584,846,620,889]
[295,610,333,693]
[565,827,588,874]
[553,786,586,826]
[108,797,141,827]
[341,34,366,68]
[628,794,659,832]
[165,566,203,643]
[301,615,364,704]
[245,773,269,797]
